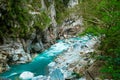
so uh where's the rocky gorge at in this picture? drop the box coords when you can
[0,0,82,74]
[0,0,102,80]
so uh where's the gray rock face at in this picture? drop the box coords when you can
[68,0,79,8]
[21,29,45,53]
[49,2,57,39]
[58,16,84,39]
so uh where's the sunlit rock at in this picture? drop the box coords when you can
[48,62,56,72]
[19,71,34,80]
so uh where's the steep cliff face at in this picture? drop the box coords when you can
[0,0,82,73]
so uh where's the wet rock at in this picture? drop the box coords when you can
[50,68,64,80]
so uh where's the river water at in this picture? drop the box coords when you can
[0,36,92,80]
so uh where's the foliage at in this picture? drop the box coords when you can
[55,0,70,24]
[78,25,104,36]
[33,11,51,30]
[97,1,120,79]
[77,0,120,79]
[0,0,72,39]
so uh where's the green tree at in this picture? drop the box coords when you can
[76,0,120,79]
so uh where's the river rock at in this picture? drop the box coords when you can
[19,71,34,80]
[48,62,56,72]
[49,68,64,80]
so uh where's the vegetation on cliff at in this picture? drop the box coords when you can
[77,0,120,79]
[0,0,51,39]
[0,0,72,44]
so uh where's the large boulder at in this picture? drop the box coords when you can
[19,71,34,80]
